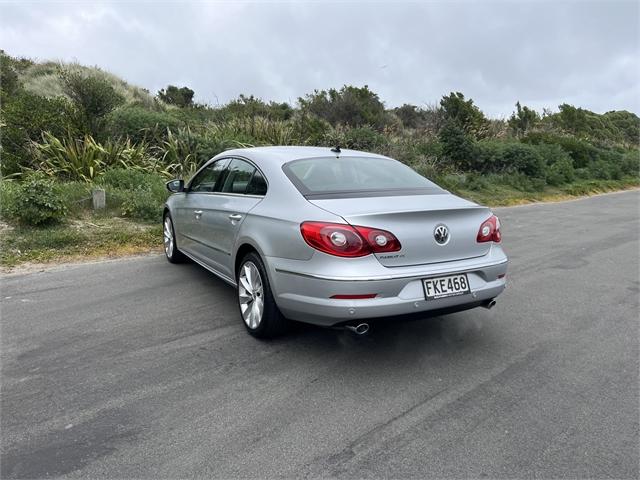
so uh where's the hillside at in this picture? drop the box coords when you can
[19,60,157,108]
[1,50,638,265]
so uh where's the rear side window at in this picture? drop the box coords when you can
[246,169,267,195]
[221,159,257,194]
[282,156,441,198]
[189,159,229,192]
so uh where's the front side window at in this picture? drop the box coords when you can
[282,156,442,198]
[189,159,229,192]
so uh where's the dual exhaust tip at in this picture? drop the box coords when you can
[483,299,497,309]
[343,300,496,335]
[345,323,370,335]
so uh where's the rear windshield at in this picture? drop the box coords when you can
[282,156,442,198]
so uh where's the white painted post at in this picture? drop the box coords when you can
[92,189,106,210]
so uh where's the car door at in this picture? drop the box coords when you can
[193,158,267,279]
[173,158,230,259]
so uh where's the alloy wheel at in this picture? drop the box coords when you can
[238,261,264,329]
[163,217,174,258]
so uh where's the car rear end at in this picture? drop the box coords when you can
[266,152,507,326]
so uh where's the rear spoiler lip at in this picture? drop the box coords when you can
[313,206,490,222]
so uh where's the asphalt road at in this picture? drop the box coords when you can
[2,190,639,479]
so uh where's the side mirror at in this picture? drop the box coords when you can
[166,179,184,193]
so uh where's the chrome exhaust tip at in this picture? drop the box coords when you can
[482,299,497,310]
[345,323,370,335]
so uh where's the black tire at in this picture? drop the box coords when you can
[237,252,288,338]
[163,212,186,264]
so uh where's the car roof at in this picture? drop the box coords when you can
[214,146,391,165]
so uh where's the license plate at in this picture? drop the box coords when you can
[422,273,470,300]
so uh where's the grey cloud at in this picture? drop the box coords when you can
[1,0,638,117]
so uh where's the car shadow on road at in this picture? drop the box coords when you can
[176,260,501,370]
[290,310,494,357]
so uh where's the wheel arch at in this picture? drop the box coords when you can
[234,241,264,279]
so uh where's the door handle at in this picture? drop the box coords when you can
[228,213,243,221]
[194,210,203,219]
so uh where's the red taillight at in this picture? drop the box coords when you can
[353,226,402,253]
[300,222,401,258]
[477,215,502,243]
[300,222,369,257]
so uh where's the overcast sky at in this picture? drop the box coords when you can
[1,0,638,118]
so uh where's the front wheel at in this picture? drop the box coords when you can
[163,213,186,263]
[237,252,287,338]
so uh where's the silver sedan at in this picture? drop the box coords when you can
[163,146,508,337]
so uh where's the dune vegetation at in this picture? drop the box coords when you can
[1,50,638,267]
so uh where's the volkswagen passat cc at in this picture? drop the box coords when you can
[163,146,507,337]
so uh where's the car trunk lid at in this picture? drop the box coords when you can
[308,193,492,267]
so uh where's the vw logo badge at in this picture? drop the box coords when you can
[434,224,450,245]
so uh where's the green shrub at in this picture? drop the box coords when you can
[322,125,387,151]
[602,111,640,146]
[531,143,574,185]
[1,91,76,175]
[414,140,444,158]
[0,50,30,99]
[587,159,621,180]
[292,113,331,145]
[500,143,546,177]
[299,85,387,129]
[474,141,546,178]
[99,168,166,191]
[98,168,168,221]
[620,151,640,176]
[1,173,67,226]
[343,127,387,151]
[120,190,165,222]
[500,172,547,192]
[545,156,575,185]
[106,105,182,144]
[440,92,488,138]
[59,67,125,137]
[522,132,600,169]
[157,85,194,107]
[218,94,294,121]
[439,122,477,170]
[508,102,540,136]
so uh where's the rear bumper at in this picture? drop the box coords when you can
[266,246,508,326]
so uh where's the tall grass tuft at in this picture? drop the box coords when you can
[32,132,160,182]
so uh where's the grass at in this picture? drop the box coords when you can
[450,177,640,207]
[0,217,161,269]
[0,178,637,270]
[22,61,157,109]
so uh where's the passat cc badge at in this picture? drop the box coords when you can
[434,224,450,245]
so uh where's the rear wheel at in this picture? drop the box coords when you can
[163,213,186,263]
[237,252,287,338]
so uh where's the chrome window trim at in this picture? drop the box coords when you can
[186,155,269,196]
[184,191,266,199]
